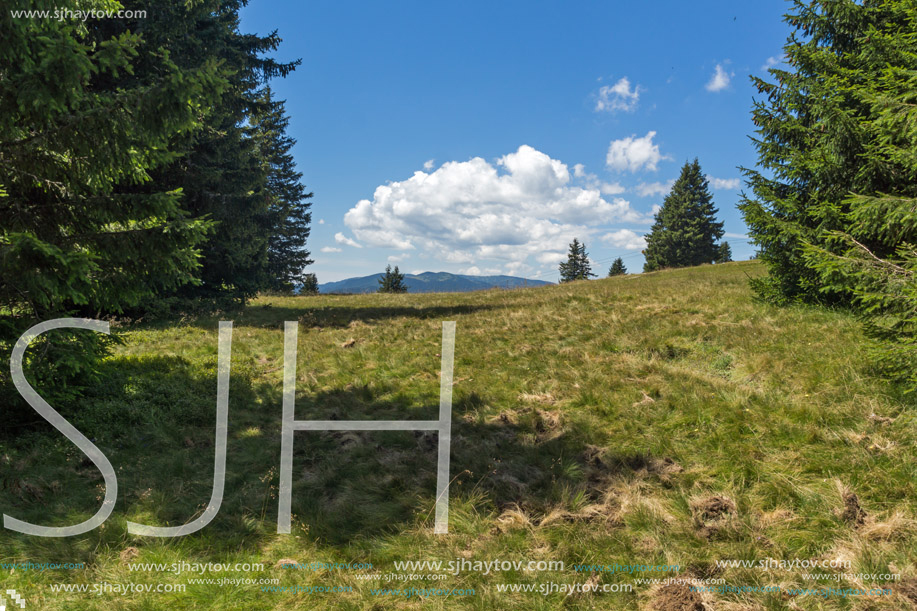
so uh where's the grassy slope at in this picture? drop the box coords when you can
[1,261,915,610]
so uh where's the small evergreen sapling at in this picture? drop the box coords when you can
[378,265,408,293]
[300,274,319,295]
[716,242,733,263]
[559,239,596,282]
[608,258,627,276]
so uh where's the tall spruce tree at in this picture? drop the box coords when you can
[378,265,408,293]
[737,0,901,305]
[559,238,595,282]
[130,0,301,308]
[608,258,627,276]
[252,88,313,293]
[1,0,225,411]
[643,159,724,272]
[773,0,917,390]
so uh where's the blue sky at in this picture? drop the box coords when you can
[240,0,790,283]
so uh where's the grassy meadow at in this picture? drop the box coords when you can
[2,260,916,610]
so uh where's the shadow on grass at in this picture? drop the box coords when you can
[0,355,668,558]
[133,303,502,332]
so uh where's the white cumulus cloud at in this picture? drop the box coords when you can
[601,229,647,250]
[595,77,641,113]
[606,131,669,173]
[706,63,733,92]
[343,145,649,271]
[334,232,362,248]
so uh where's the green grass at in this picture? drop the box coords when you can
[1,261,915,610]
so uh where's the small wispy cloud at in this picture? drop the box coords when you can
[707,176,741,190]
[761,56,782,71]
[706,63,733,92]
[462,265,504,276]
[573,163,625,194]
[595,77,642,113]
[635,180,674,197]
[334,232,362,248]
[320,246,342,253]
[423,159,435,171]
[599,182,626,195]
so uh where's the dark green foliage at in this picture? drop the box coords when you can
[793,0,917,390]
[0,0,313,424]
[134,0,303,308]
[253,89,313,293]
[741,0,917,389]
[738,0,892,304]
[378,265,408,293]
[0,0,224,415]
[300,273,319,295]
[716,242,733,264]
[559,238,596,282]
[643,159,725,272]
[608,258,627,276]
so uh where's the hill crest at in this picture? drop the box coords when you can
[317,271,552,294]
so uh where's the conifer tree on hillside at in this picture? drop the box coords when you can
[608,258,627,276]
[300,273,319,295]
[643,159,725,272]
[378,265,408,293]
[740,0,917,389]
[716,242,733,264]
[739,0,917,390]
[738,1,910,306]
[133,0,302,307]
[1,0,314,416]
[1,1,225,411]
[559,238,596,282]
[252,89,313,293]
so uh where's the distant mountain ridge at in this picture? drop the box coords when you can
[317,271,552,294]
